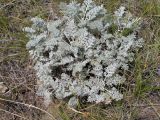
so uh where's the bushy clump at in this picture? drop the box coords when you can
[24,0,143,107]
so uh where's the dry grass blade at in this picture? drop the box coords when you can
[0,108,28,120]
[148,100,160,119]
[0,98,56,120]
[130,104,160,107]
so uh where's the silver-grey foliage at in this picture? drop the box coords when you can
[24,0,143,107]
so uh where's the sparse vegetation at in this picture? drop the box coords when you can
[0,0,160,120]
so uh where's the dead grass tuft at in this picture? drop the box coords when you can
[0,61,47,120]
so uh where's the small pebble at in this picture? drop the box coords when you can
[0,82,8,94]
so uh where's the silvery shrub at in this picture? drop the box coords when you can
[24,0,143,107]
